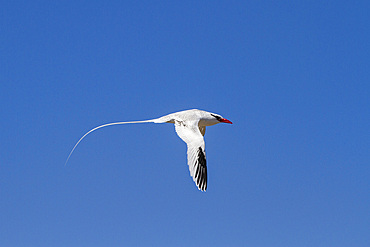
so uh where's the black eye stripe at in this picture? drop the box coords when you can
[211,114,221,120]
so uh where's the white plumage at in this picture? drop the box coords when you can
[66,109,232,191]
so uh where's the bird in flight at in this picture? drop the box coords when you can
[65,109,232,191]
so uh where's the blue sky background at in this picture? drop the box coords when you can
[1,1,369,246]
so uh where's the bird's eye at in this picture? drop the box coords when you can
[211,114,221,120]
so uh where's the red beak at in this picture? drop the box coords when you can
[220,118,233,124]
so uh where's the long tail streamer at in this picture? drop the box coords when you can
[65,120,154,166]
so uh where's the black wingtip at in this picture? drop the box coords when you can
[196,147,207,191]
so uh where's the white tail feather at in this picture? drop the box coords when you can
[65,119,158,166]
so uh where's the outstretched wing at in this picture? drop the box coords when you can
[174,120,207,191]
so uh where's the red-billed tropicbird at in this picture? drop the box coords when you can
[65,109,232,191]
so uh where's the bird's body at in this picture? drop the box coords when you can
[66,109,232,191]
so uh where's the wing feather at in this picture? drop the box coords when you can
[174,120,207,191]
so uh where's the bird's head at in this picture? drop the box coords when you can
[210,113,233,124]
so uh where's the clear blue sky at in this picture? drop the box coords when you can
[1,1,369,246]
